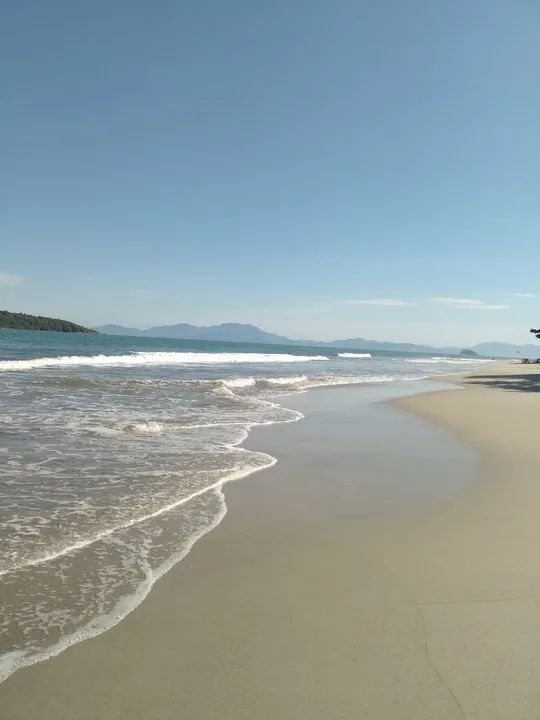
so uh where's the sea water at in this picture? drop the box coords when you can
[0,330,493,680]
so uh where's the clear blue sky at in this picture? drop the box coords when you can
[2,1,539,345]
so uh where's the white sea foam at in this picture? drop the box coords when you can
[221,377,257,388]
[337,352,372,358]
[0,488,229,683]
[0,443,287,684]
[220,376,309,390]
[222,373,423,394]
[261,375,308,385]
[216,373,420,397]
[0,352,328,372]
[303,374,421,389]
[0,396,303,578]
[0,375,307,682]
[0,347,432,684]
[126,421,164,433]
[404,356,494,365]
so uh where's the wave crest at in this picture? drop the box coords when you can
[404,356,494,365]
[337,352,372,358]
[0,352,329,372]
[124,421,165,434]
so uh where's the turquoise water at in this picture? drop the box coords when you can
[1,328,335,361]
[0,328,442,364]
[0,329,493,681]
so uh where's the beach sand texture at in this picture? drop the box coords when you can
[2,363,540,719]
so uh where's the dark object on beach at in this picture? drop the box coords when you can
[0,310,97,334]
[522,358,530,364]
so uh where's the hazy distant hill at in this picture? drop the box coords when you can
[94,322,293,344]
[325,337,443,353]
[337,338,538,357]
[93,321,540,357]
[471,342,540,358]
[94,324,146,336]
[148,322,294,344]
[94,322,434,349]
[1,310,95,334]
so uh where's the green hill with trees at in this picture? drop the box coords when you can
[0,311,96,333]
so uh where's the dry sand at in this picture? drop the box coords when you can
[2,364,540,719]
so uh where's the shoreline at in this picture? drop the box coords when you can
[0,373,450,685]
[0,393,300,685]
[4,363,540,718]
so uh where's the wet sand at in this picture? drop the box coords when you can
[3,366,540,718]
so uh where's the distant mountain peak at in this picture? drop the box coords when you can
[93,321,292,345]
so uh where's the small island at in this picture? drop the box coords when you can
[459,348,482,358]
[0,310,97,334]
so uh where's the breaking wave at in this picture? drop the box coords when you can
[338,352,372,358]
[0,351,328,372]
[404,356,494,365]
[124,421,165,433]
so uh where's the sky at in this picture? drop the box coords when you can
[2,0,539,346]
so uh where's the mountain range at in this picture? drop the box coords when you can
[93,322,539,358]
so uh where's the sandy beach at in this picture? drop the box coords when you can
[4,1,536,716]
[3,363,540,719]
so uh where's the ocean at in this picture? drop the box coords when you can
[0,329,493,681]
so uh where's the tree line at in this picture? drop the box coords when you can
[0,310,96,333]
